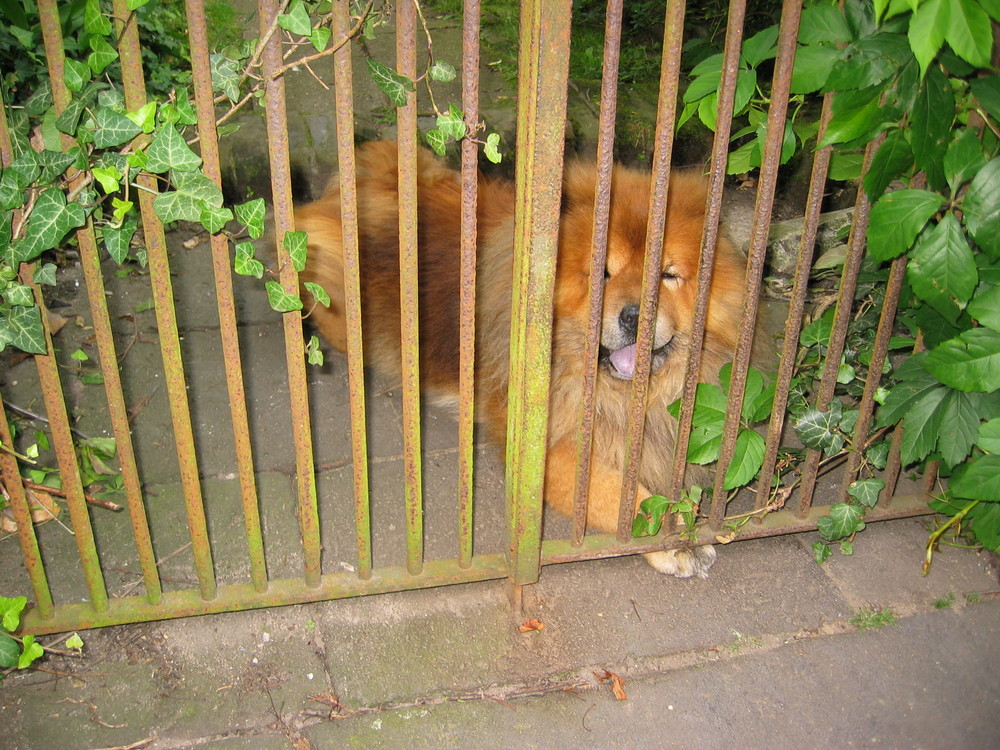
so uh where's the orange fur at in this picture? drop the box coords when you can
[297,140,745,537]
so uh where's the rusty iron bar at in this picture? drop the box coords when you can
[616,0,686,541]
[570,0,622,546]
[396,0,424,577]
[258,0,322,587]
[506,0,571,584]
[794,133,884,517]
[754,93,835,510]
[708,0,802,530]
[30,0,109,612]
[332,2,372,580]
[0,397,54,618]
[112,0,217,601]
[458,0,482,567]
[836,255,908,505]
[668,0,748,509]
[186,0,267,593]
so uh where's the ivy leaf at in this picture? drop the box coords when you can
[277,0,313,36]
[264,280,303,313]
[945,0,993,69]
[93,107,143,149]
[127,101,158,133]
[429,61,457,82]
[63,58,91,93]
[234,198,266,238]
[962,157,1000,260]
[15,188,87,264]
[436,103,466,141]
[906,213,978,323]
[484,133,502,164]
[0,633,19,668]
[817,502,866,542]
[36,150,76,183]
[210,53,241,103]
[284,231,308,272]
[950,454,1000,501]
[0,596,26,632]
[92,165,123,193]
[303,281,331,307]
[925,328,1000,393]
[813,541,832,564]
[425,129,447,156]
[309,26,331,52]
[33,263,57,286]
[867,189,944,263]
[104,218,138,264]
[199,204,233,235]
[908,0,949,77]
[234,242,265,278]
[863,129,912,201]
[3,304,46,354]
[848,478,885,509]
[306,334,325,366]
[145,124,202,173]
[367,59,414,107]
[152,170,224,224]
[17,634,44,669]
[910,67,953,190]
[88,35,118,75]
[723,429,765,490]
[793,401,845,455]
[84,0,113,35]
[4,283,33,307]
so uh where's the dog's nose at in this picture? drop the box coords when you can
[618,304,640,342]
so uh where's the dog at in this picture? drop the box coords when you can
[296,140,746,578]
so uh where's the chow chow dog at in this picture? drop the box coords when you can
[296,140,746,578]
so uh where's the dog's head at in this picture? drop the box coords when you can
[555,163,745,382]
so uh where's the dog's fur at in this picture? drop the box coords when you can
[296,141,746,577]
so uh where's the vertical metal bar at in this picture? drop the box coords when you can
[836,255,907,504]
[113,0,217,600]
[708,0,801,529]
[33,0,108,611]
[668,0,747,506]
[258,0,322,587]
[332,2,372,580]
[186,0,267,593]
[396,0,424,576]
[506,0,571,584]
[570,0,621,545]
[458,0,482,567]
[0,402,54,618]
[754,93,835,509]
[616,0,686,541]
[794,134,883,517]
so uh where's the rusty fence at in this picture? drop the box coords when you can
[1,0,936,636]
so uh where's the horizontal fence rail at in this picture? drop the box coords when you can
[0,0,942,636]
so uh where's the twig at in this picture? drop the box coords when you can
[22,479,123,512]
[91,739,156,750]
[2,400,91,440]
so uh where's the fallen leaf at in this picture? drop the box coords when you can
[27,487,61,524]
[594,669,628,700]
[518,618,545,633]
[715,531,738,544]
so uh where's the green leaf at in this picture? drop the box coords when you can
[66,633,84,650]
[863,130,912,201]
[429,61,457,82]
[264,280,303,313]
[63,58,91,93]
[741,25,778,67]
[819,87,886,147]
[817,502,866,541]
[793,401,845,455]
[18,634,44,669]
[87,35,118,75]
[277,0,312,36]
[979,418,1000,454]
[303,281,331,307]
[3,304,46,354]
[152,170,224,224]
[127,101,158,134]
[723,429,765,490]
[950,454,1000,501]
[971,76,1000,123]
[790,45,838,95]
[16,188,87,263]
[963,158,1000,260]
[104,218,137,264]
[0,596,27,632]
[813,541,832,564]
[910,66,953,190]
[284,231,308,272]
[93,107,143,149]
[798,5,852,44]
[436,103,466,141]
[945,0,993,69]
[968,501,1000,551]
[145,124,202,174]
[84,0,112,35]
[906,213,978,323]
[309,26,332,52]
[210,52,241,103]
[4,283,34,307]
[234,198,266,238]
[0,633,18,668]
[199,204,233,234]
[908,0,949,77]
[867,189,945,263]
[234,242,265,278]
[306,334,325,366]
[925,328,1000,393]
[484,133,502,164]
[367,59,414,107]
[970,286,1000,332]
[33,263,57,286]
[943,127,986,193]
[848,478,885,508]
[92,165,123,193]
[425,129,447,156]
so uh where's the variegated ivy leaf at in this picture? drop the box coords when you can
[104,218,138,264]
[88,35,118,75]
[367,59,414,107]
[847,478,885,508]
[234,242,265,279]
[264,280,303,313]
[284,231,308,272]
[93,107,143,149]
[303,281,330,307]
[145,123,202,174]
[234,198,266,239]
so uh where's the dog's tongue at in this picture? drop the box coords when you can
[609,344,637,379]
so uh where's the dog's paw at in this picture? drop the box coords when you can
[643,545,717,579]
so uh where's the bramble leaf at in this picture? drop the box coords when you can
[906,213,978,323]
[963,157,1000,260]
[724,429,765,490]
[925,328,1000,393]
[867,189,944,262]
[950,454,1000,501]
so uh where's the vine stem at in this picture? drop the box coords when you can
[923,498,978,575]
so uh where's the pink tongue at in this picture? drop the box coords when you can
[610,344,637,379]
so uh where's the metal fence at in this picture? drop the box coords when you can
[2,0,934,636]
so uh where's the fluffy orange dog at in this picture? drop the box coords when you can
[296,141,745,578]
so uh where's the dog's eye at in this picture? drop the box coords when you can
[661,270,681,282]
[603,267,611,280]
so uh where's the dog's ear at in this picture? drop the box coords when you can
[561,161,597,214]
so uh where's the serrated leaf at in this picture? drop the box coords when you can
[93,107,143,149]
[264,280,303,312]
[943,127,986,193]
[950,454,1000,501]
[971,76,1000,123]
[968,502,1000,551]
[976,419,1000,454]
[819,86,885,147]
[723,429,765,490]
[303,281,331,307]
[284,231,308,272]
[863,130,912,201]
[234,242,265,278]
[910,66,953,190]
[925,328,1000,393]
[790,44,838,95]
[798,5,852,45]
[848,478,885,508]
[104,218,137,264]
[906,213,978,323]
[367,58,414,107]
[3,304,46,354]
[908,0,948,77]
[963,158,1000,260]
[867,189,944,263]
[969,286,1000,332]
[234,198,266,238]
[945,0,992,69]
[817,502,866,541]
[145,124,202,173]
